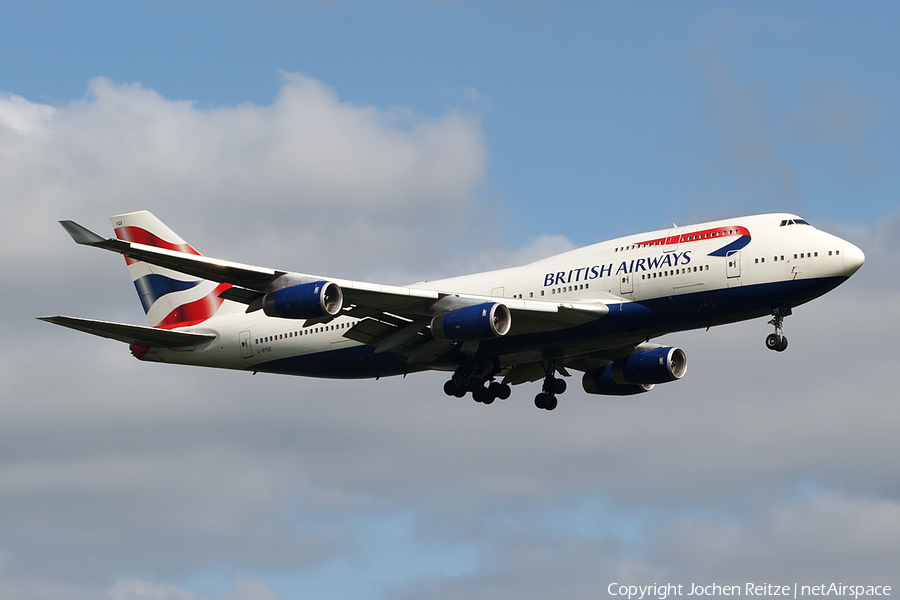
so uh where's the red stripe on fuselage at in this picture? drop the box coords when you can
[634,225,750,248]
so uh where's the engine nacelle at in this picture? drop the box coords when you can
[611,346,687,384]
[582,367,654,396]
[582,346,687,395]
[431,302,512,342]
[262,281,343,319]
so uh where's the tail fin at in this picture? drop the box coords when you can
[111,211,235,328]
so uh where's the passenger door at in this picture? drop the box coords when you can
[726,251,741,279]
[239,330,253,359]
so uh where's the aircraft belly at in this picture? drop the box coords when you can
[252,344,420,379]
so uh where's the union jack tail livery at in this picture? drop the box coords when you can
[111,211,235,328]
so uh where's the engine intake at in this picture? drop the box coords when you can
[431,302,512,342]
[262,281,343,319]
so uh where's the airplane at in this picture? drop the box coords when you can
[39,211,865,411]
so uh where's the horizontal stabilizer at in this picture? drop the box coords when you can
[37,316,215,347]
[58,220,283,291]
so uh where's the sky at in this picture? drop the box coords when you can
[1,1,899,599]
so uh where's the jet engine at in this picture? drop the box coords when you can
[582,346,687,396]
[431,302,512,342]
[262,281,343,319]
[582,367,655,396]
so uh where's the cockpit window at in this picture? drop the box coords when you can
[779,218,811,227]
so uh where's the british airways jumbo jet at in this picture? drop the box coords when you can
[40,211,864,411]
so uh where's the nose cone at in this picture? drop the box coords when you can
[842,242,865,275]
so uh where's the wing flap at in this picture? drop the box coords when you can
[38,316,215,347]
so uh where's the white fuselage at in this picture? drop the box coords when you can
[143,213,863,378]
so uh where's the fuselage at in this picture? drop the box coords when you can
[141,213,864,379]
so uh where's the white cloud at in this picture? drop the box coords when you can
[0,74,487,280]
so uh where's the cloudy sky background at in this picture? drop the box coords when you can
[2,2,899,599]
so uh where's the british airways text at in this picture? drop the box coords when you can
[543,251,692,287]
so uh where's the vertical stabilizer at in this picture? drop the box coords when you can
[110,211,236,328]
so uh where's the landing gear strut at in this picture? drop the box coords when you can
[765,306,791,352]
[443,360,510,405]
[534,359,567,411]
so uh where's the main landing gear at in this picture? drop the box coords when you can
[765,306,791,352]
[534,358,567,411]
[443,360,511,405]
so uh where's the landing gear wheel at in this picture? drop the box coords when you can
[488,381,510,401]
[554,378,567,394]
[472,387,490,403]
[443,380,456,396]
[534,393,557,411]
[766,333,789,352]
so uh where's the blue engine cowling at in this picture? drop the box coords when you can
[262,281,343,319]
[431,302,512,342]
[582,346,687,395]
[582,366,654,396]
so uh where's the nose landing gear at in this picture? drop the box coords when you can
[765,307,791,352]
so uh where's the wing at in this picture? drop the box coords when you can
[37,315,216,347]
[60,219,619,364]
